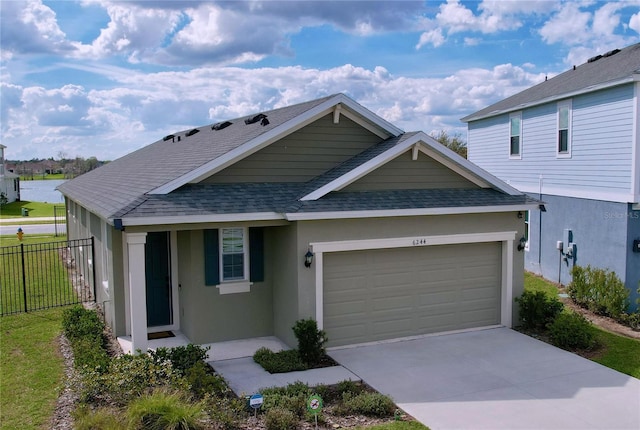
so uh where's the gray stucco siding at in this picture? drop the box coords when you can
[177,229,274,344]
[525,194,638,311]
[626,206,640,310]
[202,114,381,184]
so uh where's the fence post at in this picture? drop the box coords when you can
[20,243,27,313]
[91,237,97,301]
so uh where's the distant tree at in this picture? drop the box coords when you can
[431,130,467,159]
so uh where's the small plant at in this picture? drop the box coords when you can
[253,347,307,373]
[126,389,205,430]
[292,318,327,366]
[264,407,298,430]
[150,344,210,376]
[548,312,596,351]
[515,290,563,331]
[261,382,311,417]
[337,391,396,417]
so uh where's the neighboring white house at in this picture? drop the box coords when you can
[463,43,640,311]
[0,144,20,204]
[59,93,536,353]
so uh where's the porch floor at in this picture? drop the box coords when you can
[117,333,290,361]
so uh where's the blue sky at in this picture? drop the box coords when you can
[2,0,639,160]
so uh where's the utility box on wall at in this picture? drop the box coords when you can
[633,239,640,253]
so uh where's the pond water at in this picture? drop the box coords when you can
[20,179,66,203]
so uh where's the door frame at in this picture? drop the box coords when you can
[310,231,517,331]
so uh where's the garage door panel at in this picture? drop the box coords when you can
[324,242,502,347]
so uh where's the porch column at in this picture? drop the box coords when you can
[126,232,148,353]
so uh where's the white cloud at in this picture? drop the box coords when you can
[539,3,592,45]
[629,12,640,33]
[416,29,446,49]
[1,63,544,160]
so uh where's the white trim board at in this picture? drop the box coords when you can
[310,231,517,330]
[513,183,636,204]
[286,204,540,221]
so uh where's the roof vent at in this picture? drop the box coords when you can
[244,113,267,125]
[261,117,270,126]
[603,48,621,58]
[163,134,175,141]
[587,54,602,63]
[185,128,200,137]
[212,121,232,131]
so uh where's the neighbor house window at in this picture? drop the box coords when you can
[509,112,522,158]
[221,227,247,281]
[557,101,571,157]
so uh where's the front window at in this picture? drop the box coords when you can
[509,113,521,158]
[221,227,246,281]
[557,101,571,157]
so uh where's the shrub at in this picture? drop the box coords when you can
[618,312,640,331]
[515,290,564,331]
[253,347,307,373]
[568,265,629,319]
[264,407,298,430]
[548,312,596,351]
[62,306,110,372]
[292,318,327,366]
[337,391,395,417]
[184,361,230,399]
[149,344,210,376]
[73,406,124,430]
[207,396,247,429]
[80,353,188,406]
[126,389,205,430]
[261,382,311,417]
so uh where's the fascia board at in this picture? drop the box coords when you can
[286,203,540,221]
[300,133,422,201]
[515,182,637,204]
[462,76,636,123]
[121,212,284,227]
[149,94,403,195]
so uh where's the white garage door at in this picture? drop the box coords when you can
[323,242,502,347]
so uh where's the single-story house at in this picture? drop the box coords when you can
[58,93,537,353]
[0,144,20,203]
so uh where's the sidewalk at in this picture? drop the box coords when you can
[0,217,59,224]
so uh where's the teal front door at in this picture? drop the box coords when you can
[145,232,172,327]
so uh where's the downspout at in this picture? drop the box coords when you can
[538,174,543,266]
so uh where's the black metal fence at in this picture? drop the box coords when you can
[0,238,95,316]
[54,205,66,237]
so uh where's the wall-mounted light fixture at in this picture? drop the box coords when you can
[304,249,314,268]
[539,204,547,212]
[517,211,523,219]
[517,237,527,251]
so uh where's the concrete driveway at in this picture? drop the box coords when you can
[328,327,640,430]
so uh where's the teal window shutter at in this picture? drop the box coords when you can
[203,229,219,286]
[249,227,264,282]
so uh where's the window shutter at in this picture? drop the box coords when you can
[249,227,264,282]
[203,229,219,286]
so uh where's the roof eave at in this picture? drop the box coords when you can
[461,75,639,123]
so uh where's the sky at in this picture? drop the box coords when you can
[1,1,640,161]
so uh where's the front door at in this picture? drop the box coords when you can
[145,232,172,327]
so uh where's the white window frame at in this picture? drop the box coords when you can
[509,112,522,159]
[219,227,249,283]
[557,100,572,158]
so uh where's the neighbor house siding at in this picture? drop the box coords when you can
[342,150,478,192]
[202,114,381,183]
[468,84,635,202]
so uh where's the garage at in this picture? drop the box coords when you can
[323,242,502,347]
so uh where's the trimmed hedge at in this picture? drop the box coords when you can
[62,305,110,372]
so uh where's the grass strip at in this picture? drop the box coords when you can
[0,308,66,429]
[0,201,62,218]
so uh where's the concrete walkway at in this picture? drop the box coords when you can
[329,327,640,430]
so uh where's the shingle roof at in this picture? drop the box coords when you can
[118,183,534,219]
[462,43,640,122]
[57,95,336,219]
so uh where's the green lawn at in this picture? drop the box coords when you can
[0,201,62,218]
[0,307,66,430]
[524,271,640,379]
[357,421,429,430]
